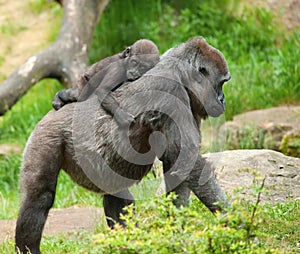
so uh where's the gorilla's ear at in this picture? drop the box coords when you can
[121,47,131,58]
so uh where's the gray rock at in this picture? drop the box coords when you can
[204,149,300,203]
[219,106,300,157]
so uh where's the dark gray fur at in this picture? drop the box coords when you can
[15,37,231,254]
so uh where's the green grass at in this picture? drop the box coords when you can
[0,155,21,219]
[261,201,300,252]
[28,0,62,16]
[1,194,299,253]
[0,19,26,36]
[0,79,62,144]
[53,171,103,209]
[0,0,300,252]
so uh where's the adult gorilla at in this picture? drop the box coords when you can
[15,37,231,254]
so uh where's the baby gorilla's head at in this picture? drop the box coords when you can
[125,39,160,81]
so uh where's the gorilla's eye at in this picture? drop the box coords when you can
[124,47,131,56]
[198,67,209,76]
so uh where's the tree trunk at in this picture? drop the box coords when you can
[0,0,110,115]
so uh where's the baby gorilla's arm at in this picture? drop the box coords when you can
[80,60,134,127]
[101,94,135,127]
[80,60,126,101]
[51,52,124,110]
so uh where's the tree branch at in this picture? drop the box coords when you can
[0,0,110,115]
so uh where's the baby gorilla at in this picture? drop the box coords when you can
[52,39,160,127]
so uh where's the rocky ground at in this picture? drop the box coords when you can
[209,149,300,203]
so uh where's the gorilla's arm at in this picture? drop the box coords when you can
[162,136,229,212]
[155,84,229,212]
[160,119,197,207]
[187,155,230,212]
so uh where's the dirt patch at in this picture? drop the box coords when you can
[0,144,22,156]
[0,1,58,81]
[0,206,103,243]
[241,0,300,30]
[267,0,300,30]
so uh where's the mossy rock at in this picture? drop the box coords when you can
[280,133,300,158]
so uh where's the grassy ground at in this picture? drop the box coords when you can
[1,195,299,253]
[0,0,299,252]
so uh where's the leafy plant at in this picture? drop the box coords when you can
[74,192,275,253]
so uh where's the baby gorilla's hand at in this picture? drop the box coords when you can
[114,109,136,128]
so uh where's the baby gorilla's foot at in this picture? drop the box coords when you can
[52,90,78,110]
[114,109,135,128]
[52,91,65,110]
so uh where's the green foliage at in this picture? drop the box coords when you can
[0,56,5,67]
[28,0,59,13]
[53,171,103,209]
[223,125,271,151]
[274,32,300,103]
[0,79,62,143]
[89,0,300,119]
[0,241,14,254]
[280,133,300,157]
[223,124,300,156]
[0,19,26,36]
[0,155,20,195]
[48,194,277,253]
[0,155,21,219]
[261,201,300,252]
[89,0,165,62]
[2,192,298,253]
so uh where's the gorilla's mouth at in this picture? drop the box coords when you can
[128,76,139,81]
[207,104,225,117]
